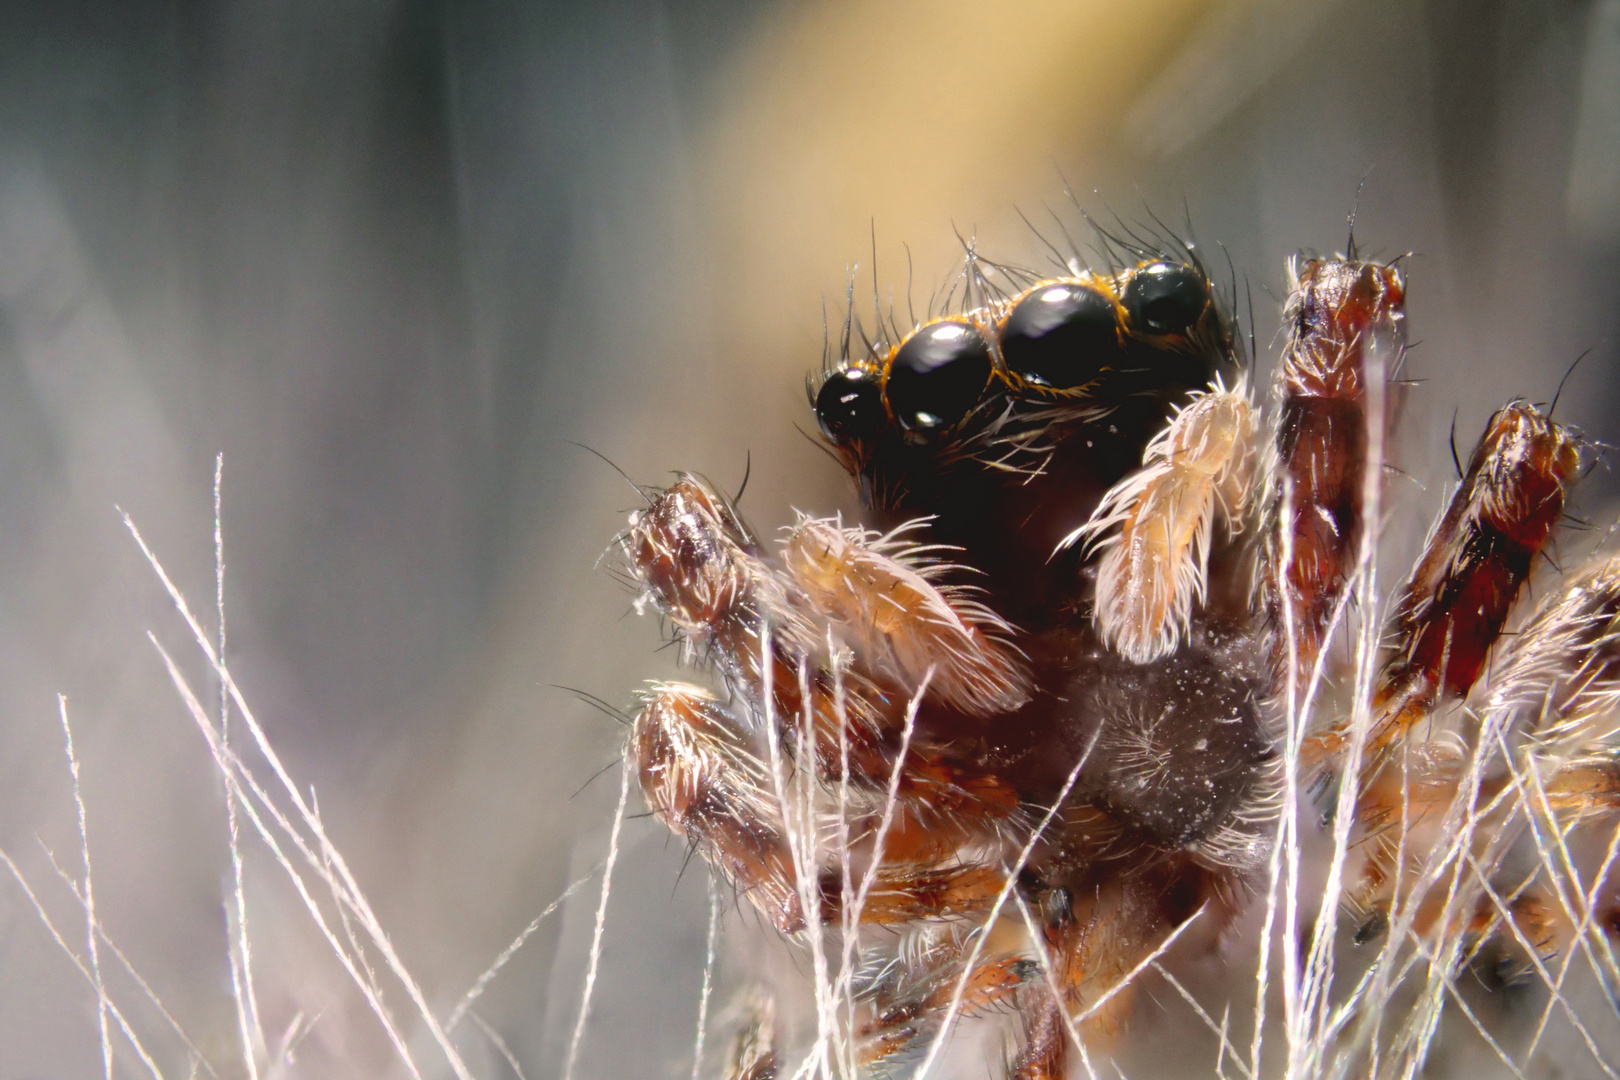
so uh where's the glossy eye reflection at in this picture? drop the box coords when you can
[1123,261,1210,336]
[885,319,992,433]
[815,367,885,444]
[1000,282,1121,390]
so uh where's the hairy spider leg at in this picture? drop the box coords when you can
[625,473,1044,1057]
[1338,403,1582,930]
[1369,402,1583,758]
[622,473,898,781]
[633,683,806,933]
[1263,256,1406,686]
[855,937,1033,1065]
[1463,556,1620,977]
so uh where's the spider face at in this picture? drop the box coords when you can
[613,228,1619,1080]
[811,259,1235,633]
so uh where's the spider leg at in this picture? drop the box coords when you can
[855,936,1031,1065]
[620,472,903,783]
[1336,403,1583,929]
[1545,757,1620,816]
[631,683,805,933]
[1363,401,1583,762]
[1473,555,1620,967]
[825,862,1007,926]
[1353,548,1616,954]
[1262,255,1406,686]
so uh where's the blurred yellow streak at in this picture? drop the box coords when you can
[702,0,1206,350]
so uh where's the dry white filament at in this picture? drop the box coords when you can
[562,763,632,1080]
[60,695,113,1080]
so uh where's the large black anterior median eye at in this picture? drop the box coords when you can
[1123,261,1210,336]
[1000,282,1121,390]
[815,367,885,443]
[885,320,992,433]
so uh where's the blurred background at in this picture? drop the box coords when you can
[0,0,1617,1076]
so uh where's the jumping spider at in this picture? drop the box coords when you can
[612,220,1619,1079]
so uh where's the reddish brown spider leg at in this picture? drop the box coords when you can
[822,863,1007,926]
[1307,401,1583,764]
[1264,256,1405,686]
[632,683,807,933]
[1365,401,1581,763]
[857,946,1032,1064]
[622,474,899,781]
[869,751,1024,863]
[634,681,1025,937]
[1341,430,1581,932]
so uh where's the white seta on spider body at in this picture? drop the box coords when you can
[615,228,1620,1080]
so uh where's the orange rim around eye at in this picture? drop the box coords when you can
[883,318,993,434]
[814,366,885,445]
[1121,260,1211,339]
[997,278,1126,394]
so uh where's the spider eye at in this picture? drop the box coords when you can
[1000,282,1121,389]
[815,367,885,443]
[885,320,992,433]
[1123,261,1209,336]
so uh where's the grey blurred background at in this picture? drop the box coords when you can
[0,0,1617,1076]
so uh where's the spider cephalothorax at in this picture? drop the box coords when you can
[613,227,1620,1079]
[811,251,1236,630]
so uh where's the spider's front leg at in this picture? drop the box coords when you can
[621,473,1031,929]
[1262,255,1406,690]
[1333,401,1583,932]
[1363,402,1582,762]
[632,683,807,930]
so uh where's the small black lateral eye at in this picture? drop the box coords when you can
[1000,282,1120,389]
[1123,261,1210,336]
[885,320,993,433]
[815,367,886,443]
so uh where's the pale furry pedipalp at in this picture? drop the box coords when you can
[1062,377,1256,664]
[779,515,1032,716]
